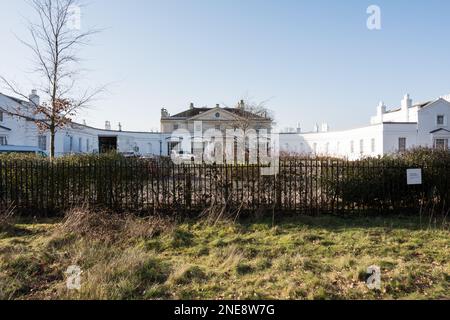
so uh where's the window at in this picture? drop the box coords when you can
[86,139,90,152]
[350,141,354,153]
[437,115,445,126]
[69,136,73,152]
[398,137,406,152]
[336,142,340,153]
[360,139,364,154]
[371,138,376,153]
[434,139,449,150]
[148,143,153,154]
[38,135,47,151]
[0,136,7,146]
[173,124,179,130]
[0,111,3,122]
[325,143,329,154]
[215,112,220,118]
[79,138,82,152]
[313,143,317,154]
[215,125,221,131]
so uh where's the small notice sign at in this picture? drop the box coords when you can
[407,169,422,185]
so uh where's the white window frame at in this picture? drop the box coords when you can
[436,115,446,126]
[434,138,449,150]
[0,136,7,146]
[350,141,354,154]
[359,139,364,155]
[371,138,376,153]
[398,137,407,152]
[38,135,47,151]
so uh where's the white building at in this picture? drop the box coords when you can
[279,94,450,159]
[0,91,168,157]
[1,90,450,159]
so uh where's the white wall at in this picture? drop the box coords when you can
[382,123,418,154]
[1,93,168,157]
[417,99,450,147]
[280,124,384,159]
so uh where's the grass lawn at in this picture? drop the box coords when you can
[0,211,449,300]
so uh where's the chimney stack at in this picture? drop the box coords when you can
[377,101,386,115]
[401,94,412,122]
[376,101,386,123]
[29,89,40,107]
[189,102,195,110]
[296,122,302,134]
[313,124,319,133]
[161,108,169,118]
[118,122,122,131]
[105,121,111,130]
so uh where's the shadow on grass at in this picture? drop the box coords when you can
[237,213,449,232]
[0,217,58,239]
[0,225,34,239]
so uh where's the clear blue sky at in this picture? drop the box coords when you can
[1,0,450,132]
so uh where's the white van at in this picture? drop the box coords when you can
[0,145,48,157]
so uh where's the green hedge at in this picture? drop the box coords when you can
[1,149,449,215]
[323,148,450,213]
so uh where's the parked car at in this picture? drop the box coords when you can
[120,151,142,158]
[0,145,48,157]
[170,150,197,162]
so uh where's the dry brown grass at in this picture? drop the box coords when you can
[0,206,15,228]
[56,208,175,243]
[1,210,448,300]
[0,206,19,237]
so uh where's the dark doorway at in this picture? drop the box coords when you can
[99,136,117,154]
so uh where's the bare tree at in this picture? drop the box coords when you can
[0,0,103,158]
[232,98,275,133]
[218,98,274,164]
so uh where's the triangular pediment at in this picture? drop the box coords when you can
[430,128,450,134]
[189,107,241,121]
[419,98,450,111]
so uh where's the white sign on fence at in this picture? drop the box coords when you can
[407,169,422,185]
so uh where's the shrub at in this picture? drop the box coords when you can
[320,148,450,213]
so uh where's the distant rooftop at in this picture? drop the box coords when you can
[168,106,269,120]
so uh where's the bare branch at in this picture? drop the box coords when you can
[0,0,103,158]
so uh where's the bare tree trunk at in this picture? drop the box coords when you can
[50,126,56,159]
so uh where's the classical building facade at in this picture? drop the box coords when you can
[1,90,449,159]
[161,101,273,156]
